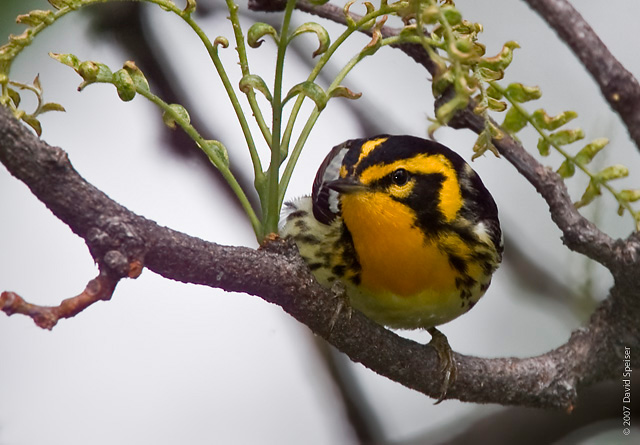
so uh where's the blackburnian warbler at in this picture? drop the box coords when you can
[281,135,503,402]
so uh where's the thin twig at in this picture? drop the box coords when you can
[522,0,640,150]
[1,270,121,329]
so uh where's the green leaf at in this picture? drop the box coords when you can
[472,128,493,159]
[476,67,503,82]
[77,61,112,90]
[283,81,327,111]
[453,20,484,37]
[7,88,20,107]
[247,23,278,48]
[556,160,575,178]
[419,5,441,24]
[537,137,550,156]
[40,102,66,113]
[478,41,520,71]
[435,94,469,125]
[343,1,357,28]
[32,74,42,92]
[502,106,528,133]
[112,68,136,102]
[548,128,585,146]
[16,10,55,27]
[239,74,272,102]
[8,30,32,46]
[77,61,100,82]
[486,84,503,100]
[328,86,362,100]
[620,189,640,202]
[162,103,190,129]
[21,114,42,136]
[575,180,601,208]
[573,138,609,165]
[596,164,629,182]
[531,109,578,131]
[486,97,507,112]
[472,123,501,160]
[123,61,149,92]
[473,101,487,115]
[441,5,462,26]
[48,0,71,10]
[50,52,80,70]
[290,22,330,58]
[199,139,229,168]
[504,83,541,103]
[158,0,177,12]
[449,37,477,60]
[361,16,387,56]
[214,36,229,49]
[432,68,455,96]
[183,0,196,15]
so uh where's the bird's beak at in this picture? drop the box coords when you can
[326,177,367,194]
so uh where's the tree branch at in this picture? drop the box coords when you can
[2,0,640,410]
[522,0,640,150]
[1,104,638,410]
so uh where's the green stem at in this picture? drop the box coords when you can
[278,108,320,208]
[225,0,272,149]
[279,27,353,159]
[280,7,395,157]
[278,33,402,207]
[178,10,261,177]
[263,0,296,236]
[136,86,262,235]
[278,9,396,207]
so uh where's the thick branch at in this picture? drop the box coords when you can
[523,0,640,150]
[1,105,638,409]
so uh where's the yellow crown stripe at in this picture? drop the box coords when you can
[347,137,388,175]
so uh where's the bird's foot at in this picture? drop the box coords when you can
[427,327,457,404]
[328,281,351,334]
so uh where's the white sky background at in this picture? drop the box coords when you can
[1,1,639,444]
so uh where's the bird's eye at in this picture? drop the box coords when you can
[391,168,409,186]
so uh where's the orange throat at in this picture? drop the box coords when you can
[340,192,458,297]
